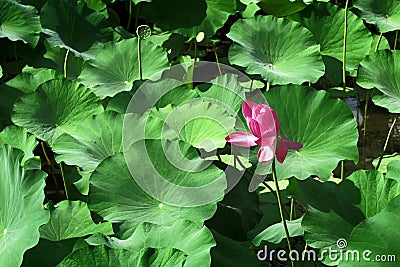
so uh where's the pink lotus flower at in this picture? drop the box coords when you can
[225,100,302,163]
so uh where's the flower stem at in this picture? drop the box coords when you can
[376,116,398,170]
[272,160,294,267]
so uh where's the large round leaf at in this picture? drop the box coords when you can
[79,38,169,99]
[227,16,324,85]
[162,99,236,152]
[257,0,307,17]
[0,126,38,163]
[340,195,400,267]
[291,3,373,75]
[0,0,41,47]
[12,78,103,144]
[139,0,236,40]
[40,0,114,59]
[353,0,400,33]
[263,85,359,180]
[60,220,215,267]
[52,111,124,173]
[57,245,137,267]
[93,220,215,267]
[356,49,400,113]
[301,170,400,265]
[39,200,113,242]
[89,150,225,231]
[0,145,49,267]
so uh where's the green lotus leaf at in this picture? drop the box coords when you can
[386,159,400,182]
[40,0,114,59]
[52,112,124,173]
[348,169,400,217]
[356,49,400,113]
[162,99,236,152]
[291,3,373,75]
[373,153,400,174]
[263,85,359,180]
[42,41,85,79]
[6,66,61,93]
[301,170,400,265]
[79,38,169,98]
[197,74,246,115]
[258,0,307,17]
[89,150,225,230]
[0,125,38,163]
[0,65,2,78]
[139,0,236,40]
[57,245,137,267]
[87,220,215,267]
[53,111,164,173]
[39,200,113,241]
[211,231,265,266]
[0,145,49,267]
[339,195,400,267]
[12,78,104,144]
[0,0,41,47]
[252,217,304,245]
[227,16,324,85]
[353,0,400,33]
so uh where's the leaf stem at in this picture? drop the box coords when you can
[376,116,398,170]
[127,0,132,32]
[290,198,295,221]
[272,160,294,267]
[63,49,69,79]
[395,31,398,50]
[375,33,383,51]
[41,142,59,195]
[213,45,222,76]
[59,163,69,200]
[342,0,349,92]
[362,90,370,168]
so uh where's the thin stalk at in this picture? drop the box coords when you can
[290,198,295,221]
[63,49,69,79]
[266,82,270,91]
[340,161,345,180]
[127,0,132,32]
[138,38,143,80]
[376,116,398,170]
[362,90,370,168]
[272,160,294,267]
[340,0,350,178]
[342,0,349,92]
[213,46,222,76]
[194,39,197,61]
[375,33,383,51]
[59,163,69,200]
[41,142,59,194]
[395,31,399,50]
[134,6,140,32]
